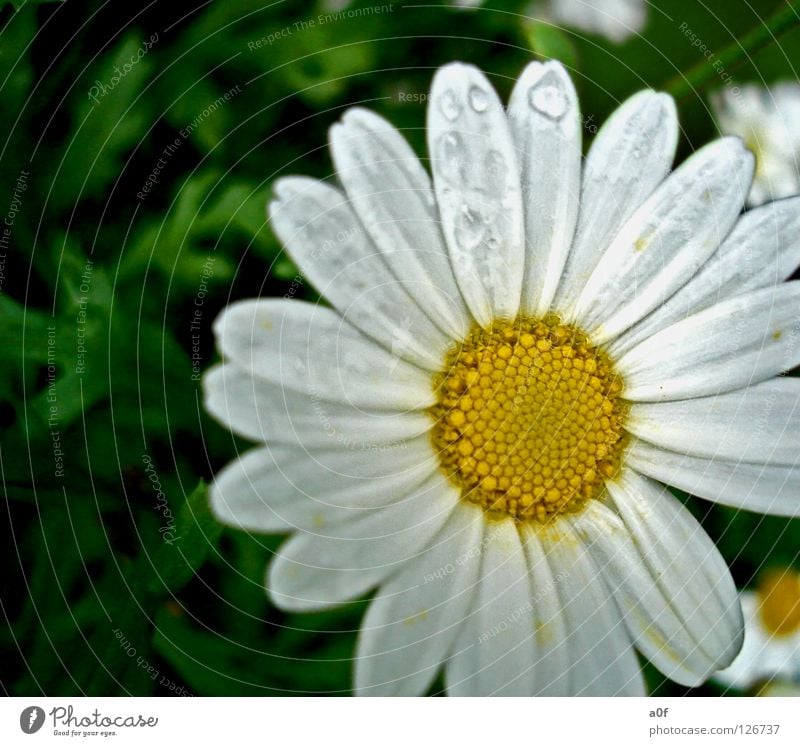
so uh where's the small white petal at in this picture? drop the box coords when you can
[210,437,439,534]
[576,469,743,685]
[544,0,648,43]
[534,520,646,695]
[507,60,581,315]
[355,503,484,696]
[445,518,537,696]
[329,108,469,340]
[626,438,800,517]
[612,197,800,356]
[203,364,431,446]
[720,589,800,689]
[214,299,434,411]
[574,138,754,343]
[618,283,800,401]
[716,587,800,690]
[428,63,525,327]
[555,91,678,313]
[267,473,457,612]
[714,593,776,689]
[628,378,800,465]
[269,177,450,370]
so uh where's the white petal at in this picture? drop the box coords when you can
[203,363,431,446]
[329,108,470,340]
[210,437,439,534]
[618,283,800,402]
[580,469,743,685]
[555,91,678,313]
[518,525,572,695]
[611,197,800,356]
[534,520,646,695]
[445,518,538,695]
[626,438,800,517]
[267,472,457,611]
[428,63,525,327]
[355,503,483,696]
[507,60,581,315]
[756,628,800,681]
[269,177,450,370]
[214,299,434,411]
[628,378,800,465]
[574,138,754,343]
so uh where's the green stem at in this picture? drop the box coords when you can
[666,1,800,101]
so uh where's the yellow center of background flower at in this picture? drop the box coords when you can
[430,317,627,523]
[744,134,765,180]
[757,569,800,637]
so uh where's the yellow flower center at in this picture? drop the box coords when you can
[757,569,800,637]
[429,316,627,523]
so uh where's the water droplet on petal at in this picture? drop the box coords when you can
[437,132,462,160]
[484,150,508,194]
[436,133,466,185]
[455,204,486,252]
[468,85,489,112]
[529,73,569,121]
[440,89,462,121]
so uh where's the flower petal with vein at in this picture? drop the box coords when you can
[204,60,800,696]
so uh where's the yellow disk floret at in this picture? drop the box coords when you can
[757,569,800,637]
[429,316,627,523]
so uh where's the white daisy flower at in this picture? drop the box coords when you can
[205,60,800,696]
[715,569,800,691]
[712,83,800,207]
[540,0,647,43]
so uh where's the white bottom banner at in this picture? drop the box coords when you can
[0,696,796,745]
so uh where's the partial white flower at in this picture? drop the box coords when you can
[712,83,800,207]
[205,60,800,697]
[759,681,800,696]
[715,569,800,691]
[540,0,647,43]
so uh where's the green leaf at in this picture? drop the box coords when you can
[162,75,243,155]
[153,608,270,696]
[22,246,113,429]
[0,294,52,366]
[194,181,276,258]
[1,0,63,9]
[122,171,236,293]
[47,33,157,212]
[524,20,579,69]
[0,4,36,114]
[153,604,354,695]
[665,0,800,101]
[144,480,221,594]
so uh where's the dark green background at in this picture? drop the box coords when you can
[1,0,798,696]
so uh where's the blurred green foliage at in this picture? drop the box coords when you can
[1,0,799,696]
